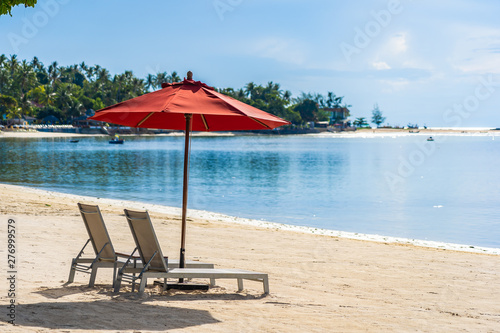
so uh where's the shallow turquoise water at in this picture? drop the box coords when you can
[1,134,499,248]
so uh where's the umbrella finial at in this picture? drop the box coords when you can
[187,71,193,80]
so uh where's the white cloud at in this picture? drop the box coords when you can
[373,61,391,70]
[373,32,408,61]
[387,33,408,54]
[370,32,435,73]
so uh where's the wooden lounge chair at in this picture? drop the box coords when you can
[114,209,270,295]
[68,203,213,288]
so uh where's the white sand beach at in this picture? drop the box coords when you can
[0,183,499,332]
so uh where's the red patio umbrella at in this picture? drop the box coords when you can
[90,72,290,270]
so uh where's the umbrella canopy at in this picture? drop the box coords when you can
[91,75,289,131]
[90,72,290,273]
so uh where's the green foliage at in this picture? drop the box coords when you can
[353,117,369,127]
[316,109,330,122]
[371,103,386,127]
[294,99,318,122]
[0,94,18,119]
[1,0,37,16]
[0,54,148,123]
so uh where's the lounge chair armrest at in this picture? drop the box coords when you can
[116,251,168,261]
[118,247,139,274]
[137,251,158,278]
[75,239,91,260]
[116,251,134,258]
[91,242,112,266]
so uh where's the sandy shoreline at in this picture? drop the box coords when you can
[2,184,498,255]
[1,127,500,139]
[1,184,499,332]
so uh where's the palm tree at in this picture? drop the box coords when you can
[145,73,155,91]
[154,72,167,89]
[79,62,88,77]
[169,71,180,83]
[38,85,56,106]
[0,54,11,94]
[353,117,369,127]
[89,65,102,82]
[66,97,84,120]
[48,61,60,87]
[0,94,18,120]
[18,93,33,117]
[282,90,292,104]
[96,67,110,83]
[16,60,36,95]
[8,54,18,76]
[30,56,41,69]
[130,77,145,97]
[0,54,7,68]
[6,107,22,126]
[244,82,255,99]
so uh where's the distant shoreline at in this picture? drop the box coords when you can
[1,127,499,139]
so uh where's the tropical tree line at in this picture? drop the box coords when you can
[217,85,350,126]
[0,54,179,124]
[0,54,351,126]
[352,104,387,128]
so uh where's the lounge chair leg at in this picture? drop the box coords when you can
[210,278,216,287]
[138,277,147,295]
[114,273,122,293]
[89,266,98,287]
[112,262,117,289]
[67,260,76,283]
[237,278,244,292]
[263,277,270,295]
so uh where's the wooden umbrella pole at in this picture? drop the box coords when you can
[179,113,192,272]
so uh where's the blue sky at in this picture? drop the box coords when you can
[1,0,500,127]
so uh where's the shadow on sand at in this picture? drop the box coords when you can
[17,284,270,330]
[12,299,220,331]
[35,284,269,301]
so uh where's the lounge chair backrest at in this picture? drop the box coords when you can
[124,209,168,272]
[77,203,115,261]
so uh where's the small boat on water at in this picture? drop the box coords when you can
[427,136,434,141]
[69,139,79,143]
[109,135,124,144]
[109,138,124,144]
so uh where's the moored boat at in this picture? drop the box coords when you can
[109,135,124,144]
[109,138,124,144]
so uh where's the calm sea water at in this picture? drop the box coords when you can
[1,134,499,248]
